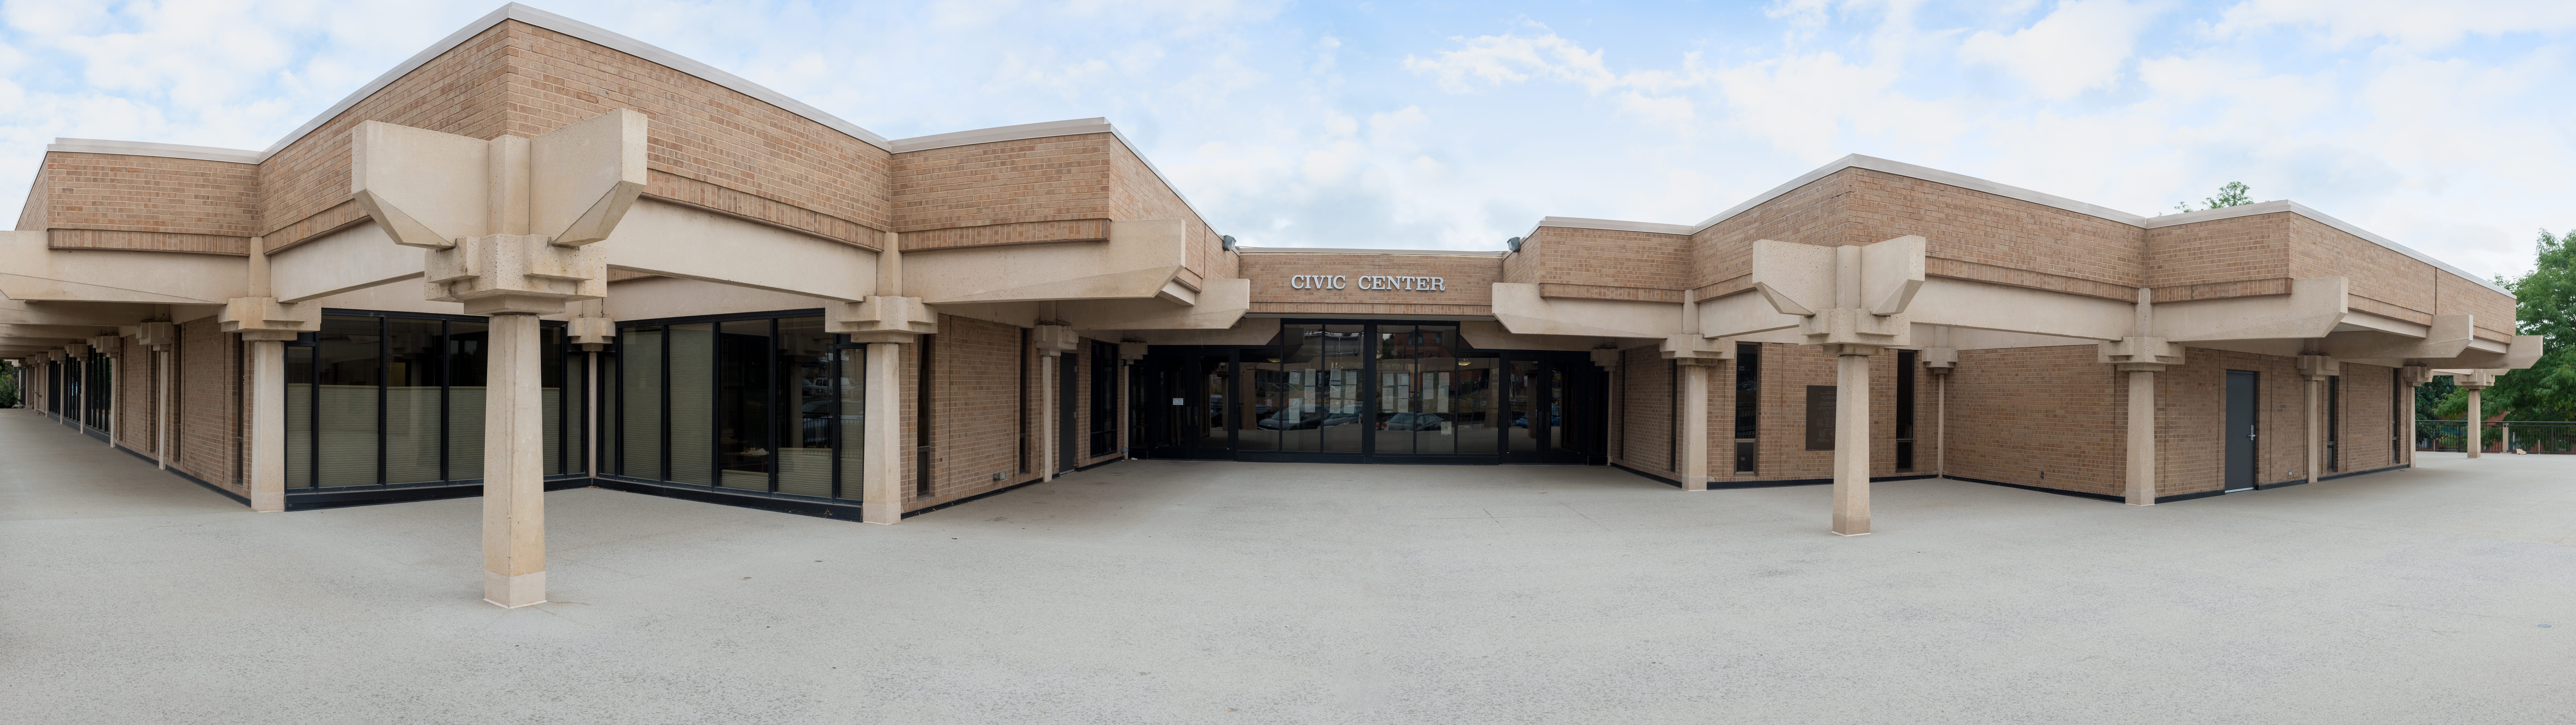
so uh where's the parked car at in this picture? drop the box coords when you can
[1258,404,1327,430]
[1381,412,1450,430]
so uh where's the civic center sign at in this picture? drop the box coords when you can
[1287,274,1447,292]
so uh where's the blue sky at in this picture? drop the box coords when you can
[4,1,2572,279]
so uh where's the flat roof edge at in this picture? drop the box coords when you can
[46,140,262,164]
[889,119,1112,153]
[1237,246,1507,257]
[1534,217,1697,236]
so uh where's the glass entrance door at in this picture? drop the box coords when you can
[1137,322,1606,465]
[1141,352,1235,459]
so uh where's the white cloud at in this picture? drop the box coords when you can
[2213,0,2576,51]
[1959,0,2167,99]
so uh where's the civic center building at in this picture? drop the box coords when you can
[4,4,2538,606]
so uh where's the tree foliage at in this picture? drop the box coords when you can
[2430,228,2576,422]
[2174,181,2254,213]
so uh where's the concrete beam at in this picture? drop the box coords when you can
[0,232,246,304]
[1491,283,1682,338]
[1060,278,1250,333]
[2154,277,2348,342]
[904,220,1191,304]
[604,199,878,302]
[268,223,422,304]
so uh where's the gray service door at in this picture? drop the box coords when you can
[2225,370,2259,490]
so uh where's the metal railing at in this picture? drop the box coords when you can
[2416,420,2576,453]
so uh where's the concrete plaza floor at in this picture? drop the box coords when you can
[4,409,2573,724]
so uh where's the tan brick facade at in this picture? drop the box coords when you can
[171,319,242,494]
[1513,227,1691,302]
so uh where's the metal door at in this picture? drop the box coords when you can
[2225,370,2258,491]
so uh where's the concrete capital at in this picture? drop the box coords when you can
[2099,337,2183,368]
[218,297,320,337]
[568,316,616,347]
[1801,308,1910,349]
[1921,346,1958,375]
[134,321,175,348]
[828,296,936,341]
[2296,354,2341,382]
[424,234,606,312]
[87,335,122,355]
[1658,334,1732,362]
[2400,365,2434,386]
[1033,324,1080,357]
[1588,348,1622,370]
[62,342,88,360]
[47,350,65,362]
[1117,341,1149,361]
[1818,342,1884,357]
[2451,369,2500,389]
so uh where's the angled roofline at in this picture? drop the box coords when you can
[29,5,1229,239]
[1535,154,2510,296]
[255,3,895,157]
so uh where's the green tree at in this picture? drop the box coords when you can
[2174,181,2254,213]
[2467,229,2576,422]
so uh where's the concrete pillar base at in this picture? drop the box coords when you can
[861,341,905,525]
[1681,476,1708,490]
[482,314,548,606]
[1830,353,1871,536]
[484,570,547,609]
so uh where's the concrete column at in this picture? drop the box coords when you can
[2124,369,2156,505]
[482,313,547,609]
[584,351,599,476]
[1832,351,1871,536]
[863,341,905,524]
[2402,383,2417,465]
[1042,349,1059,481]
[2318,378,2339,483]
[104,355,117,446]
[155,349,170,470]
[1679,360,1710,490]
[247,339,286,512]
[2465,386,2483,459]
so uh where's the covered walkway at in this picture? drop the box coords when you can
[4,407,2573,723]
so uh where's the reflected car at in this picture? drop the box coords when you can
[1257,404,1327,430]
[1319,405,1363,428]
[1381,412,1450,430]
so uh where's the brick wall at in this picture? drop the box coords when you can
[31,153,259,254]
[1945,346,2124,496]
[914,315,1041,508]
[172,320,243,494]
[2291,216,2435,322]
[1843,169,2147,290]
[2435,271,2517,343]
[2339,362,2400,473]
[116,344,152,452]
[260,20,896,253]
[1107,139,1228,283]
[895,134,1112,237]
[258,26,514,245]
[1753,343,1918,482]
[1616,346,1675,476]
[1691,171,1850,293]
[2145,212,2293,298]
[1518,226,1692,302]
